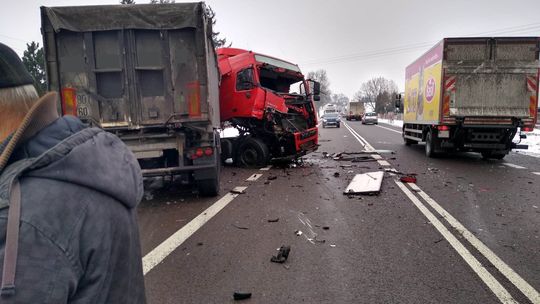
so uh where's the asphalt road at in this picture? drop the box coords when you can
[138,121,539,304]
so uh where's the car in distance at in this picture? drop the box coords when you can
[322,113,341,128]
[362,112,378,125]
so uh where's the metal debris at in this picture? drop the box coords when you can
[267,218,279,223]
[233,292,252,301]
[230,186,247,194]
[270,245,291,263]
[344,171,384,195]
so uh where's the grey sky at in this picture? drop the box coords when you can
[1,0,540,98]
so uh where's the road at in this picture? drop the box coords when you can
[138,121,540,304]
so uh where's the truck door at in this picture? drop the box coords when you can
[232,67,258,117]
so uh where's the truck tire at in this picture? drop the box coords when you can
[425,130,437,158]
[220,138,234,164]
[198,164,220,197]
[236,137,270,167]
[481,151,506,160]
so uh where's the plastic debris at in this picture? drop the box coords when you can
[344,171,384,195]
[267,218,279,223]
[233,292,252,301]
[322,226,330,230]
[270,245,291,263]
[232,223,249,230]
[230,186,247,194]
[295,230,303,236]
[333,172,340,177]
[400,175,417,183]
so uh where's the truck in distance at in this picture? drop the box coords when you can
[397,37,539,159]
[346,101,364,121]
[217,48,320,167]
[41,3,222,196]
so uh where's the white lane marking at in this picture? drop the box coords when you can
[246,173,263,181]
[408,183,540,304]
[260,165,272,171]
[143,191,241,275]
[377,124,402,134]
[371,154,382,160]
[343,122,374,151]
[532,172,540,176]
[396,181,518,304]
[502,163,527,169]
[378,160,391,167]
[344,120,537,303]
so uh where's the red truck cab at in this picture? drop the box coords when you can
[217,48,320,166]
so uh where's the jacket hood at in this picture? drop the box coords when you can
[0,93,143,209]
[22,119,143,209]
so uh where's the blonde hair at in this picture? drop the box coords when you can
[0,84,39,140]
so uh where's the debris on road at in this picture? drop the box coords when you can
[295,230,303,236]
[344,171,384,195]
[233,292,252,301]
[400,175,417,183]
[232,223,249,230]
[330,244,336,248]
[267,175,277,180]
[230,186,247,194]
[270,245,291,263]
[322,226,330,230]
[333,172,340,177]
[267,218,279,223]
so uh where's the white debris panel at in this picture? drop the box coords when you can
[343,171,384,194]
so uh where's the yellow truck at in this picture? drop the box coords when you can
[397,37,539,159]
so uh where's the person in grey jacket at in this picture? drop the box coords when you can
[0,42,146,303]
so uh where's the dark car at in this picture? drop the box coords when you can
[322,113,341,128]
[361,112,378,125]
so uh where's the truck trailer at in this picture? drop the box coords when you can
[398,37,539,159]
[41,3,222,195]
[346,101,364,121]
[217,48,320,166]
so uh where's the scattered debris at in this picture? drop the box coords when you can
[232,223,249,230]
[400,175,417,183]
[283,265,290,270]
[270,246,291,263]
[197,242,204,246]
[233,292,252,301]
[322,226,330,230]
[333,172,340,177]
[295,230,303,236]
[330,244,336,248]
[347,170,354,173]
[340,164,353,168]
[267,175,278,180]
[434,239,444,244]
[231,186,247,194]
[267,218,279,223]
[344,171,384,195]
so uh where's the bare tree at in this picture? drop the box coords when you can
[307,69,331,109]
[356,77,398,113]
[120,0,135,4]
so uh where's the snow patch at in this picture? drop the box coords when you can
[378,118,404,128]
[513,128,540,158]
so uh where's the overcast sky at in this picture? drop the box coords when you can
[1,0,540,98]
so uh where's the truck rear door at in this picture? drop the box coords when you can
[444,38,539,120]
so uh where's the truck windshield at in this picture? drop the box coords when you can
[258,66,304,93]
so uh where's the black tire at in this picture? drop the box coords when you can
[236,137,270,167]
[220,138,234,164]
[198,163,220,197]
[425,130,437,158]
[481,151,506,160]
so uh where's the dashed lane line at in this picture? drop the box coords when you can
[502,163,527,169]
[246,173,263,181]
[344,121,539,303]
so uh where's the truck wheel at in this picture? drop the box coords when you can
[425,130,437,158]
[237,137,270,167]
[220,138,234,164]
[481,152,506,160]
[198,164,220,197]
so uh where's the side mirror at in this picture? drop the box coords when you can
[312,81,321,96]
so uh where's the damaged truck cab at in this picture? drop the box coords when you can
[217,48,320,166]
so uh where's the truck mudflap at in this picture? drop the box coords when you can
[294,127,318,153]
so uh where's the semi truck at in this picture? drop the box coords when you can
[346,101,364,121]
[41,3,222,195]
[217,48,320,166]
[397,37,539,159]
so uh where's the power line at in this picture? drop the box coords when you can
[299,23,540,67]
